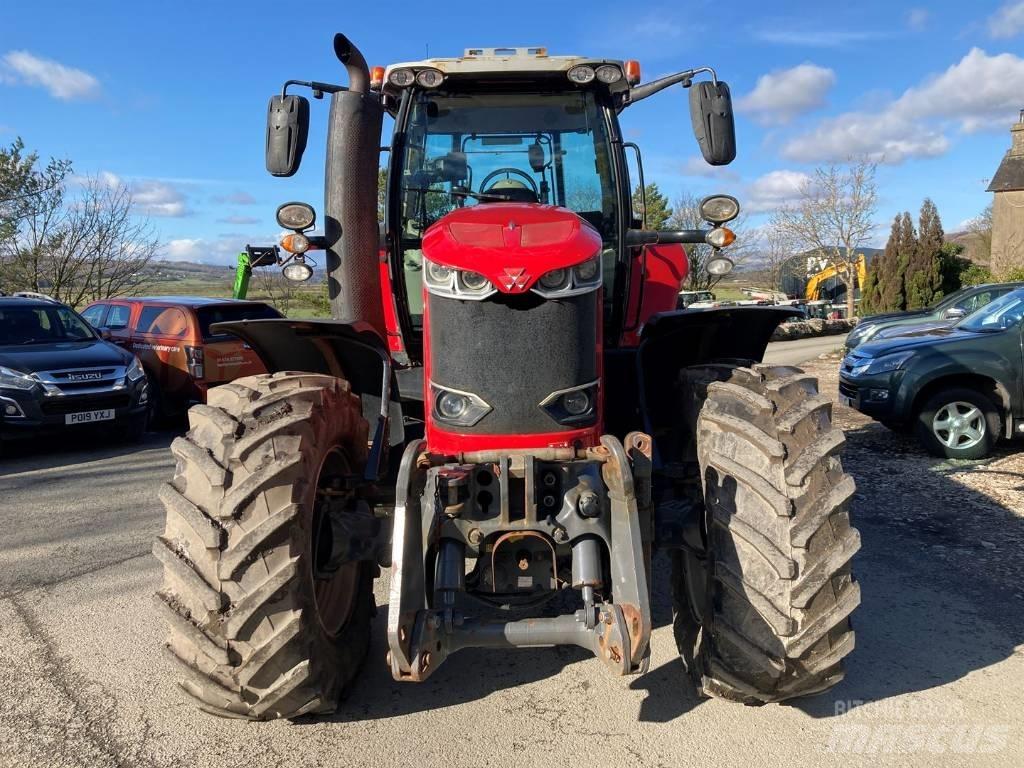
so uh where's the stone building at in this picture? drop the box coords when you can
[987,111,1024,277]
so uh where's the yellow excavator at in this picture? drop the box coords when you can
[804,253,867,302]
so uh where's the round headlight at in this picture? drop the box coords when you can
[438,392,469,419]
[539,268,569,290]
[574,257,600,282]
[388,68,415,87]
[567,65,596,84]
[276,202,316,230]
[595,65,622,84]
[426,262,453,284]
[707,257,735,276]
[460,271,489,291]
[698,195,740,224]
[415,69,444,88]
[563,390,591,416]
[282,262,314,282]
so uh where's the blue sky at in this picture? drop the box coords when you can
[3,0,1023,263]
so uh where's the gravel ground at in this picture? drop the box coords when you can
[1,348,1022,767]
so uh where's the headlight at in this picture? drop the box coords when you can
[539,381,599,425]
[706,227,736,249]
[276,202,316,230]
[430,383,492,427]
[567,65,596,84]
[283,262,314,282]
[707,256,734,276]
[533,254,602,298]
[699,195,740,224]
[280,232,309,254]
[423,258,495,300]
[848,324,880,346]
[595,65,623,84]
[0,366,37,391]
[388,68,415,87]
[850,352,913,377]
[415,68,444,88]
[126,357,146,382]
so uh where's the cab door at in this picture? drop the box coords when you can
[103,302,133,348]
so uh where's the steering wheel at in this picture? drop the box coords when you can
[479,167,539,195]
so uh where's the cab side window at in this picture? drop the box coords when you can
[106,305,131,329]
[80,304,106,327]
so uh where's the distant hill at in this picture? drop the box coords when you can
[144,260,236,281]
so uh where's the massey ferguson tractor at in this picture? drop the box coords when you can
[153,35,861,720]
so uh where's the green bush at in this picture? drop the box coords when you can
[959,265,992,286]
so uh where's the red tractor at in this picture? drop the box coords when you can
[154,36,860,720]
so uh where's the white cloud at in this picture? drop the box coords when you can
[213,190,258,205]
[744,170,812,213]
[161,236,247,264]
[753,28,886,47]
[1,51,100,101]
[907,8,929,29]
[680,156,741,181]
[781,48,1024,164]
[97,172,190,217]
[217,215,262,225]
[737,63,836,125]
[989,1,1024,38]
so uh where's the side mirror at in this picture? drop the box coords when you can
[528,143,546,172]
[266,94,310,177]
[944,307,967,320]
[688,81,736,166]
[97,326,112,340]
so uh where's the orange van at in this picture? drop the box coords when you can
[80,296,281,416]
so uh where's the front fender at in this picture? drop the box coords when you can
[211,318,403,480]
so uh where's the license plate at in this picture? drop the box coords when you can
[839,396,853,408]
[65,409,115,425]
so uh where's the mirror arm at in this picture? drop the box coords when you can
[281,79,346,100]
[624,66,717,105]
[625,229,710,247]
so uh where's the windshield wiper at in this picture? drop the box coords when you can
[402,186,508,203]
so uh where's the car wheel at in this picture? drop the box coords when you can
[915,388,1000,460]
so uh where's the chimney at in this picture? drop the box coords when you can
[1013,109,1024,155]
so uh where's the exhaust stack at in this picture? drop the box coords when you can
[324,34,386,334]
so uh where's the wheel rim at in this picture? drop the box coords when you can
[932,401,986,450]
[310,447,360,637]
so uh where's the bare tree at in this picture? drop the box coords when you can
[965,203,993,266]
[668,191,751,290]
[2,173,158,305]
[757,221,800,292]
[253,267,298,316]
[772,159,878,317]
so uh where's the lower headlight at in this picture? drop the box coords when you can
[431,383,492,427]
[283,262,314,282]
[0,366,37,391]
[562,390,590,416]
[540,381,598,425]
[707,256,734,276]
[851,352,913,376]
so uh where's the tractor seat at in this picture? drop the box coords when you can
[484,179,538,204]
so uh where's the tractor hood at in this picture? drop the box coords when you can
[421,203,602,294]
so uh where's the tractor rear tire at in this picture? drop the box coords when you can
[154,372,374,719]
[673,363,861,703]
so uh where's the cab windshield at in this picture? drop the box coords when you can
[396,89,619,321]
[0,305,96,346]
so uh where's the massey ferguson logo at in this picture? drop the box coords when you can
[499,267,530,292]
[65,371,103,382]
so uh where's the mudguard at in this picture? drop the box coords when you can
[635,306,799,465]
[211,318,403,480]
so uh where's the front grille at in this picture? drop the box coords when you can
[427,291,598,434]
[41,393,131,415]
[838,381,858,400]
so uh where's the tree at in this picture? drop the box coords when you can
[965,204,993,266]
[253,267,298,316]
[1,156,158,305]
[874,215,906,312]
[667,191,750,290]
[905,199,945,310]
[377,167,387,222]
[0,138,72,243]
[772,159,878,317]
[632,182,672,230]
[759,221,799,293]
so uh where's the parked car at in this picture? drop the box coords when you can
[677,289,716,309]
[845,282,1024,351]
[80,296,281,417]
[0,295,149,447]
[839,288,1024,459]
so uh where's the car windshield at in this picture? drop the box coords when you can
[0,305,96,346]
[957,290,1024,333]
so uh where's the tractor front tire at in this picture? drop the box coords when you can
[154,372,374,719]
[673,363,861,703]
